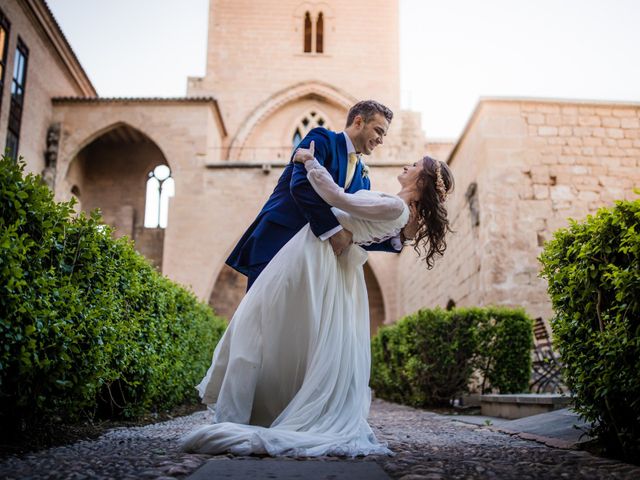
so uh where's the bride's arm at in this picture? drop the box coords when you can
[302,158,404,222]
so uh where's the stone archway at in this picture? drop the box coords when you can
[65,122,170,268]
[227,81,356,161]
[209,264,247,320]
[207,258,386,334]
[364,262,385,336]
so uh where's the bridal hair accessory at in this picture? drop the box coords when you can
[433,159,448,202]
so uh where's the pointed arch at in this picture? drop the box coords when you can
[63,122,171,266]
[316,12,324,53]
[364,262,386,335]
[226,81,356,161]
[303,12,312,53]
[206,248,388,331]
[291,109,332,147]
[61,121,172,181]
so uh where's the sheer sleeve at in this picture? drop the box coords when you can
[304,159,405,222]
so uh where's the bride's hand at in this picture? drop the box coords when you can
[293,140,316,163]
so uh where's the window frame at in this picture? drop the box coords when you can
[316,12,324,53]
[144,165,174,229]
[6,36,28,160]
[0,7,10,115]
[303,11,312,53]
[292,111,331,148]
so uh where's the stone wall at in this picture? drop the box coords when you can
[0,0,94,174]
[72,139,166,237]
[240,97,346,163]
[194,0,400,139]
[52,99,227,298]
[396,98,640,323]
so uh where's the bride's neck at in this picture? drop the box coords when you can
[397,188,417,205]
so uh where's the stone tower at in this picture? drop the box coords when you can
[188,0,402,164]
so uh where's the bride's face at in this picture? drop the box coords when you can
[397,160,423,187]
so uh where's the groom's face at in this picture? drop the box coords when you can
[354,113,389,155]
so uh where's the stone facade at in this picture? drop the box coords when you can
[398,98,640,323]
[188,0,403,163]
[51,97,227,292]
[0,0,95,175]
[5,1,638,333]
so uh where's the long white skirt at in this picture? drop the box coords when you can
[179,225,391,457]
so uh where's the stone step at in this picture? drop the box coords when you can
[480,393,572,419]
[187,459,391,480]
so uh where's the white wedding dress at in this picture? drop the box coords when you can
[180,159,409,457]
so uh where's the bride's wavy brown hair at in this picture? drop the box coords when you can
[412,156,455,269]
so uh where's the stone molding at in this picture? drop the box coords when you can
[19,0,96,96]
[226,81,356,161]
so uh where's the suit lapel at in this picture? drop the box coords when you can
[347,160,363,193]
[335,132,347,188]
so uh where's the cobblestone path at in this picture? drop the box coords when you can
[1,399,639,479]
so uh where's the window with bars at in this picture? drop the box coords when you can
[0,8,10,116]
[144,165,175,228]
[5,37,28,160]
[292,111,330,148]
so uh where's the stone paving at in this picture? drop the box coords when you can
[1,399,639,480]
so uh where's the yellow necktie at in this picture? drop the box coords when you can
[345,152,359,189]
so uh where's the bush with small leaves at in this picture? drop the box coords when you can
[371,307,533,407]
[539,195,640,461]
[0,157,226,433]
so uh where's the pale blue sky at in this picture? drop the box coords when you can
[47,0,640,139]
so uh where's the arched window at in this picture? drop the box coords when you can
[316,12,324,53]
[144,164,174,228]
[292,111,330,148]
[303,12,312,53]
[70,185,82,215]
[292,128,302,147]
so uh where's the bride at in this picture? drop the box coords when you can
[180,143,454,457]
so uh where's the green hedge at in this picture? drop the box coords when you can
[0,157,226,431]
[371,307,533,407]
[539,196,640,461]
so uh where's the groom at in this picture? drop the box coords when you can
[227,100,403,290]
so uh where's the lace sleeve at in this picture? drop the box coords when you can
[304,159,404,222]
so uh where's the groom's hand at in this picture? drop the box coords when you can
[329,229,353,256]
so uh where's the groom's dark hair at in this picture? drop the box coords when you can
[345,100,393,127]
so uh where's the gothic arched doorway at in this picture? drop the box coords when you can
[209,264,247,319]
[364,262,385,335]
[65,123,171,269]
[208,259,386,335]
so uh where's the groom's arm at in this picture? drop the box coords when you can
[290,128,342,238]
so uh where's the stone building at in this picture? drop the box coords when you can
[3,0,638,332]
[398,98,640,322]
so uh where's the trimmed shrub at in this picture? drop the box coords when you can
[371,307,533,407]
[0,157,226,432]
[539,196,640,461]
[475,307,534,394]
[371,309,477,406]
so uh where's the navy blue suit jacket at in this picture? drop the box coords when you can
[226,128,397,276]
